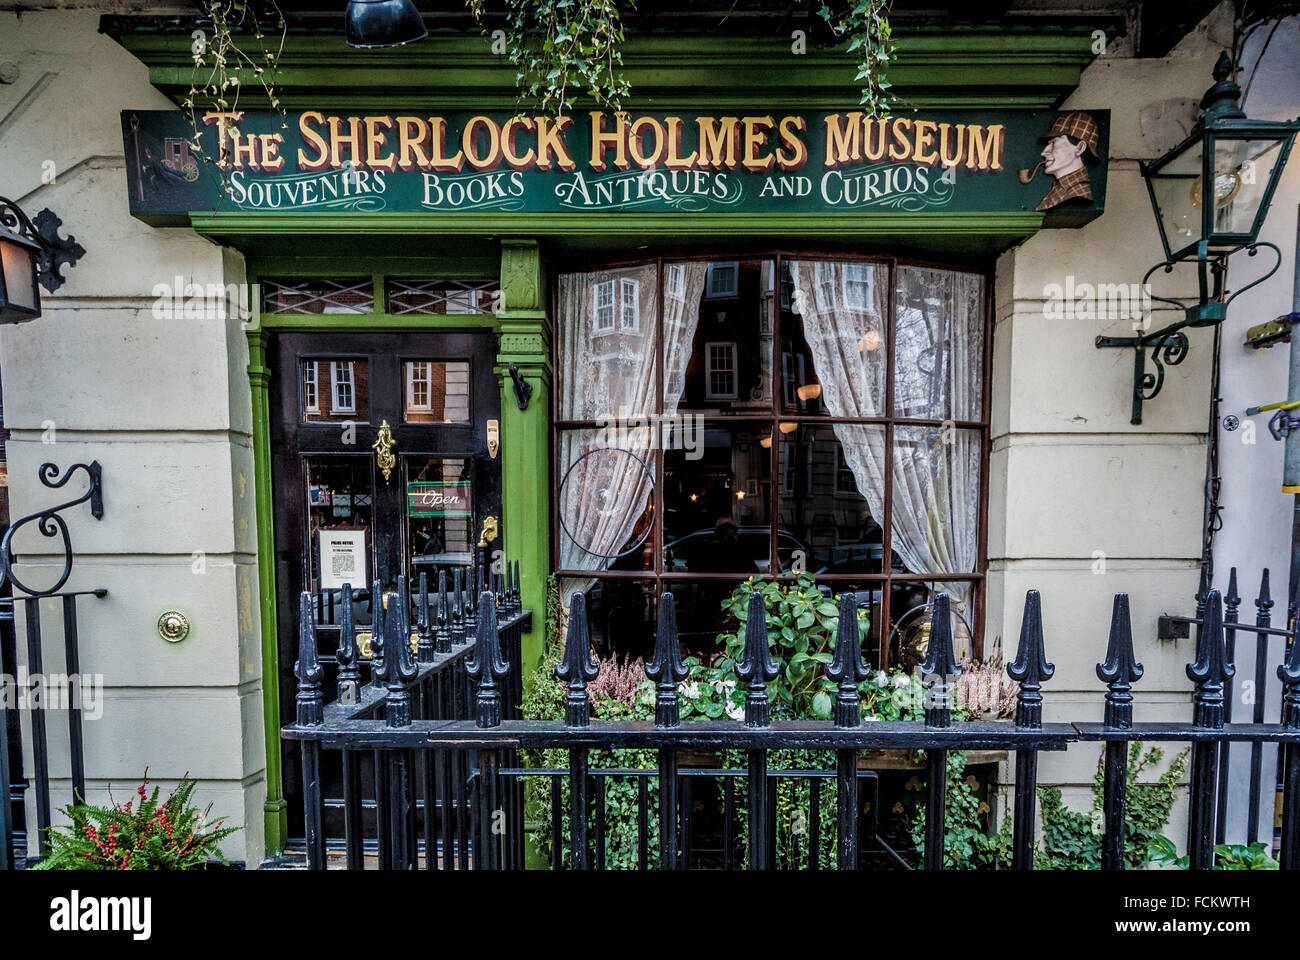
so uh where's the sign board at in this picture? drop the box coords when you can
[121,108,1109,227]
[317,528,367,590]
[408,481,472,518]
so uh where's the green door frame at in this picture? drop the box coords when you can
[237,254,547,854]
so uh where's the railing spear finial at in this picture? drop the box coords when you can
[556,591,600,727]
[1096,593,1143,729]
[1188,590,1235,729]
[826,592,870,728]
[416,572,434,663]
[736,590,779,727]
[382,582,418,728]
[1007,590,1055,729]
[336,583,360,704]
[466,591,509,728]
[294,592,324,726]
[450,567,466,646]
[434,569,451,654]
[369,578,386,688]
[921,593,962,729]
[646,592,688,728]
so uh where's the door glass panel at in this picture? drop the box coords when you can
[407,456,475,588]
[306,457,374,627]
[301,358,370,422]
[403,360,471,423]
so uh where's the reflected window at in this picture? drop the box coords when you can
[403,360,470,423]
[705,342,738,400]
[302,358,369,422]
[705,262,739,298]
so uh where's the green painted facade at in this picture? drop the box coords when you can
[109,16,1106,857]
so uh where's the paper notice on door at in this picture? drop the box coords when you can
[318,529,367,590]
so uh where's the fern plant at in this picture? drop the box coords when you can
[33,775,238,871]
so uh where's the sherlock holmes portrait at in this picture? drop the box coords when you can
[1030,111,1100,211]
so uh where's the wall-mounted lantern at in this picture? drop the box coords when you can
[0,198,85,324]
[1095,53,1299,424]
[345,0,428,49]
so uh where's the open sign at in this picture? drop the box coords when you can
[408,481,471,517]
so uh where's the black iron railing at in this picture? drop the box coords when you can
[285,577,1300,870]
[289,562,530,869]
[0,462,107,870]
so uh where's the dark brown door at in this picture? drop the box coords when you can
[268,331,501,832]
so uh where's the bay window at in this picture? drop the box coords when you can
[553,254,989,669]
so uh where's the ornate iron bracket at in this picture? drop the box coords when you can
[0,461,104,596]
[1094,242,1282,425]
[508,362,533,411]
[0,197,86,293]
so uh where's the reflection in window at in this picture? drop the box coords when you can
[264,278,374,314]
[705,342,738,400]
[553,255,987,666]
[386,278,499,315]
[557,264,660,420]
[302,358,369,422]
[407,457,474,588]
[331,362,355,414]
[403,361,470,423]
[705,262,739,298]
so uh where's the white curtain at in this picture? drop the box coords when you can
[791,260,982,614]
[556,262,708,576]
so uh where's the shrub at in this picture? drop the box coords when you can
[33,774,238,870]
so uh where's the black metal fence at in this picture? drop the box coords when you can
[284,579,1300,870]
[0,462,107,870]
[290,562,531,869]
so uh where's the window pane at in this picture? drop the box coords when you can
[386,278,500,315]
[669,260,775,416]
[403,360,470,423]
[776,423,883,575]
[785,260,887,418]
[888,580,977,674]
[264,278,373,314]
[559,578,659,661]
[557,428,656,573]
[891,426,980,577]
[302,358,369,422]
[306,457,374,624]
[406,456,474,588]
[557,264,660,419]
[664,423,772,575]
[893,266,984,420]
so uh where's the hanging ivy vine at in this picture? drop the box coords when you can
[818,0,897,117]
[184,0,288,180]
[469,0,631,115]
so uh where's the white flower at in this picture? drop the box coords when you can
[679,681,701,700]
[893,674,911,689]
[874,670,889,687]
[863,715,881,722]
[725,701,745,722]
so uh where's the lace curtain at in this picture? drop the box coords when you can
[556,262,709,576]
[790,260,983,616]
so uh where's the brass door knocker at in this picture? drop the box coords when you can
[372,420,396,482]
[478,515,499,548]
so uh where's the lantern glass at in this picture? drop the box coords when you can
[1207,135,1286,242]
[1147,137,1204,259]
[0,229,41,321]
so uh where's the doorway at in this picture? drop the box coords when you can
[268,330,502,836]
